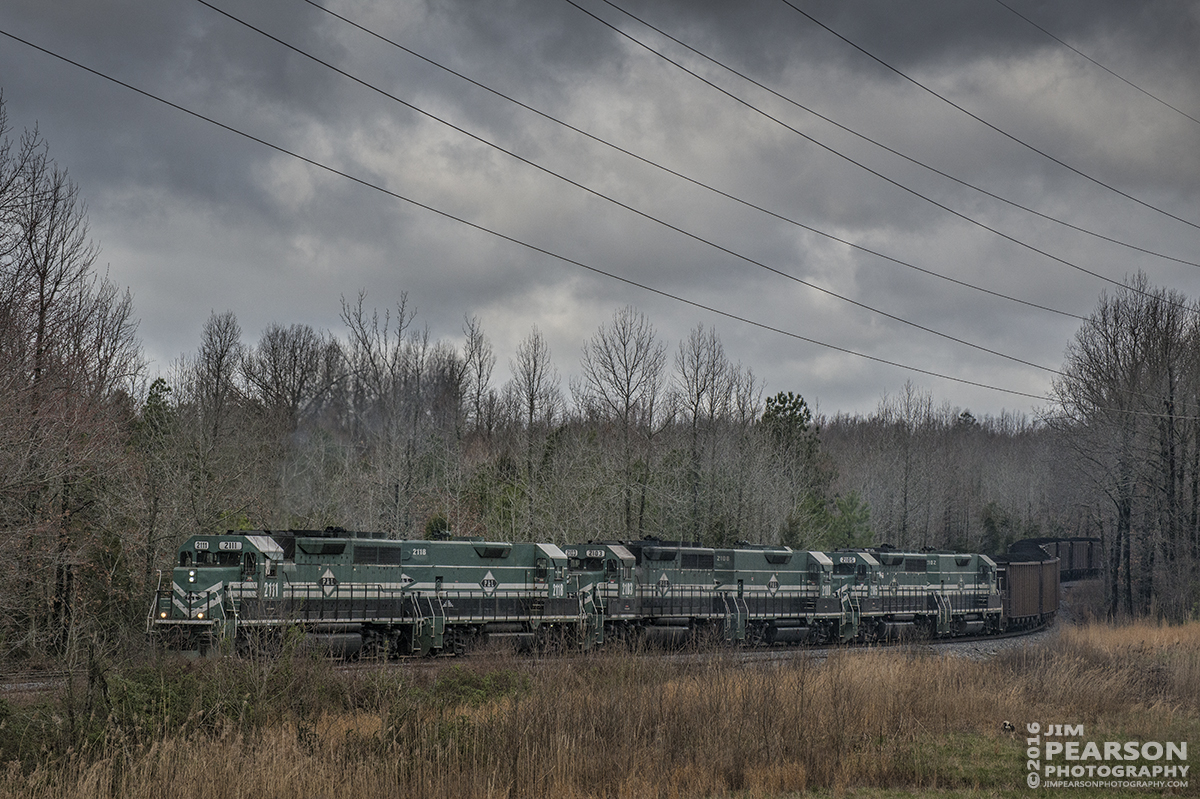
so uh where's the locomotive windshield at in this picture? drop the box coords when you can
[568,556,609,568]
[181,550,242,567]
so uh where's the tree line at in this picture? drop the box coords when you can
[1,99,1197,661]
[1053,274,1200,620]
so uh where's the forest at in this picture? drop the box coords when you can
[2,98,1199,665]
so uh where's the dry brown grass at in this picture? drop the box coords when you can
[4,620,1198,799]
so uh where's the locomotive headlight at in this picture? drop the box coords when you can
[188,570,196,583]
[196,612,204,619]
[160,612,167,618]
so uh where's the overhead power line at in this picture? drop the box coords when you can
[0,25,1055,403]
[994,0,1200,128]
[597,0,1200,272]
[299,0,1087,321]
[560,0,1167,305]
[776,0,1200,232]
[191,0,1062,375]
[565,0,1200,319]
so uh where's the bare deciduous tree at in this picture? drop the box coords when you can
[243,322,332,431]
[173,311,271,534]
[577,306,667,537]
[674,323,734,542]
[508,326,562,537]
[463,315,496,440]
[1054,274,1200,619]
[0,106,141,655]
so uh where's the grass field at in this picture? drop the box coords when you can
[2,619,1196,798]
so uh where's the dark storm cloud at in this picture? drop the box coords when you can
[646,0,1200,77]
[1,0,1197,416]
[2,0,348,217]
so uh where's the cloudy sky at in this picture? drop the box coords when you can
[1,0,1197,417]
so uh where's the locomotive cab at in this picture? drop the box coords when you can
[564,544,635,600]
[829,550,882,625]
[564,542,637,644]
[151,533,285,650]
[829,551,881,593]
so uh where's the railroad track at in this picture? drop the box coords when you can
[2,621,1056,694]
[0,669,75,697]
[329,619,1056,675]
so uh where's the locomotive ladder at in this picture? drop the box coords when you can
[839,593,861,642]
[409,594,445,655]
[934,593,952,636]
[579,590,603,648]
[223,594,238,644]
[722,594,749,644]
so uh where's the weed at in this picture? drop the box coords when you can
[2,621,1197,798]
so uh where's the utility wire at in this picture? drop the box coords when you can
[0,25,1054,402]
[776,0,1200,232]
[566,0,1200,317]
[566,0,1200,319]
[192,0,1062,375]
[7,25,1192,421]
[301,0,1083,321]
[994,0,1200,128]
[189,5,1200,422]
[301,0,1195,419]
[598,0,1200,271]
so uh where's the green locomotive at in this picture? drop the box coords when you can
[715,546,839,645]
[150,530,1030,656]
[871,548,1003,637]
[564,540,1003,647]
[151,529,589,655]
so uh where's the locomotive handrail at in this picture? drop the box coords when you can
[261,582,582,626]
[225,589,239,641]
[152,532,1050,655]
[750,587,819,617]
[146,570,165,633]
